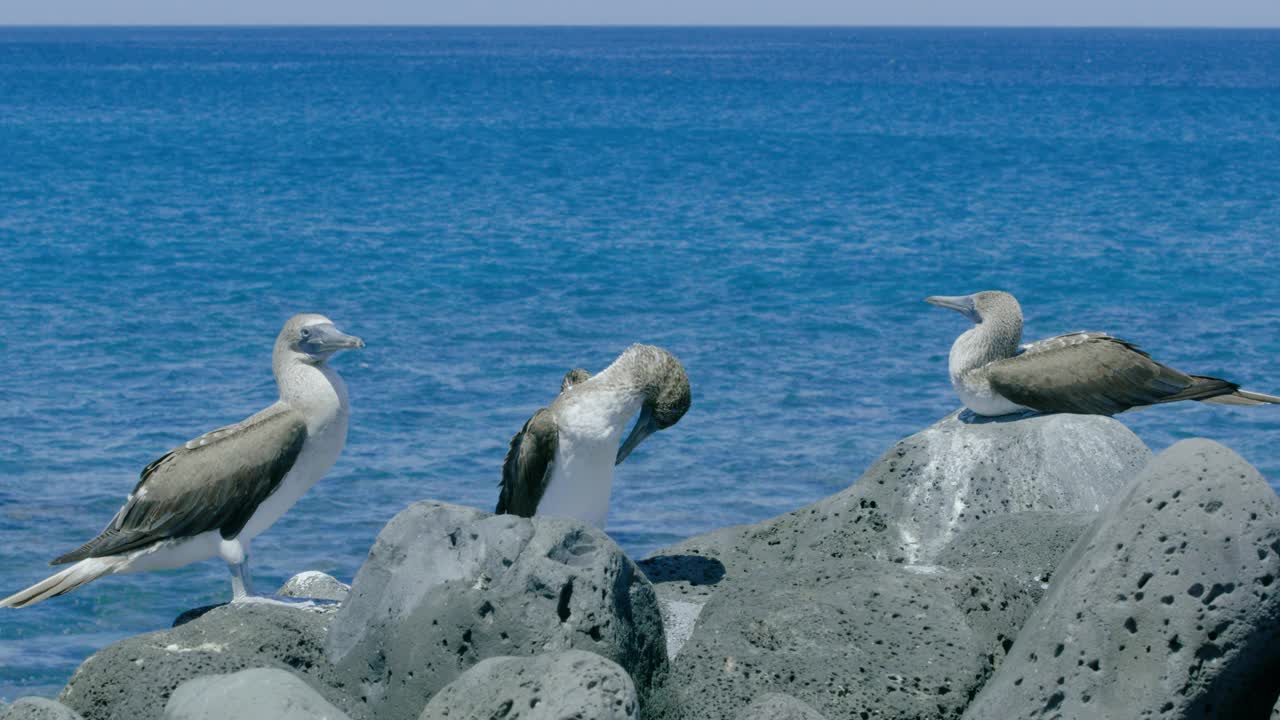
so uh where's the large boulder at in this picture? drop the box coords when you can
[327,502,667,720]
[163,668,351,720]
[963,439,1280,719]
[418,650,638,720]
[58,603,354,720]
[0,698,83,720]
[734,693,826,720]
[648,561,1038,720]
[641,412,1147,599]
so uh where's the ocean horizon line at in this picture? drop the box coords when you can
[2,23,1279,31]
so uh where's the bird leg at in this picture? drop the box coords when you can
[228,556,256,601]
[220,539,336,609]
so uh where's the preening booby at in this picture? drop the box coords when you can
[496,346,691,528]
[927,290,1280,417]
[0,314,364,608]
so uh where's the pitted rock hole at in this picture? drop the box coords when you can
[557,580,574,623]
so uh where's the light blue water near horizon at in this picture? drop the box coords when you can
[1,26,1278,699]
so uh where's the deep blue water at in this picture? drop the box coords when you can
[2,26,1279,699]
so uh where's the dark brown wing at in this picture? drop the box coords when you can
[52,406,308,564]
[988,334,1236,416]
[496,408,558,518]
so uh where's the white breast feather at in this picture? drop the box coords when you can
[536,388,642,529]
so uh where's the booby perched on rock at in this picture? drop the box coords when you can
[927,290,1280,417]
[496,346,691,528]
[0,314,364,608]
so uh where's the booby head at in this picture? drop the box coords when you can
[615,345,691,465]
[561,368,592,393]
[925,290,1021,325]
[274,314,365,366]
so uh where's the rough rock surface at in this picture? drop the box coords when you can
[277,571,350,602]
[327,502,667,720]
[418,650,638,720]
[936,510,1096,587]
[734,693,826,720]
[163,668,351,720]
[649,561,1038,720]
[963,439,1280,719]
[641,412,1148,601]
[59,603,355,720]
[0,698,84,720]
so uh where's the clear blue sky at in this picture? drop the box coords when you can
[2,0,1279,27]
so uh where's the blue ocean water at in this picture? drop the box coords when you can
[1,26,1279,699]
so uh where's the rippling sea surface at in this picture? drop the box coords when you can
[2,26,1278,698]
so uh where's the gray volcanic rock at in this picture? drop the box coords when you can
[59,603,355,720]
[418,650,638,720]
[963,439,1280,719]
[277,571,350,602]
[734,693,826,720]
[641,411,1147,601]
[164,668,351,720]
[327,502,666,720]
[649,561,1038,720]
[0,698,84,720]
[937,510,1097,587]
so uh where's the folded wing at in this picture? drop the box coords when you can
[497,408,558,518]
[989,333,1237,416]
[52,407,308,565]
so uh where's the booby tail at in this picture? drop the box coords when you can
[1201,387,1280,406]
[0,557,124,608]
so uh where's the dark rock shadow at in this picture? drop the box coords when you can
[173,603,226,627]
[956,408,1043,425]
[637,554,726,588]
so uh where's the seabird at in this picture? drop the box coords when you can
[0,314,364,608]
[496,345,691,528]
[926,290,1280,417]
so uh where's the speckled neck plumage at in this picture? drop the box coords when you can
[950,304,1023,380]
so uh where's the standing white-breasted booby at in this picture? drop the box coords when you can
[926,290,1280,417]
[0,314,364,608]
[496,346,690,528]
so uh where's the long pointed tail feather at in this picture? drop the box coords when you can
[0,558,121,608]
[1202,389,1280,406]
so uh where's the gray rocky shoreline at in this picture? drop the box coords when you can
[3,410,1278,720]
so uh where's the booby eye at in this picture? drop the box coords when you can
[300,328,312,340]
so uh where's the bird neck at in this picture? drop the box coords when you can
[950,314,1022,378]
[274,354,349,433]
[593,346,660,404]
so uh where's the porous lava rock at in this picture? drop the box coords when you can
[641,411,1148,599]
[648,561,1037,719]
[58,603,352,720]
[163,668,351,720]
[327,502,666,720]
[417,650,637,720]
[962,439,1280,719]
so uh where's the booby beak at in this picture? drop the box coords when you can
[925,295,979,322]
[616,405,659,465]
[307,323,366,353]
